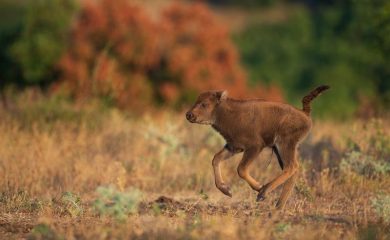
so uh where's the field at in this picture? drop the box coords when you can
[0,98,389,240]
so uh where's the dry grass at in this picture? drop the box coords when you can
[0,101,389,239]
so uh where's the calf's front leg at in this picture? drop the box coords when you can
[212,147,235,197]
[237,146,264,191]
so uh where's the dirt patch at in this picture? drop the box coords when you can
[138,195,270,218]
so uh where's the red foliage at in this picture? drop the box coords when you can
[159,3,247,98]
[57,0,283,110]
[58,0,157,109]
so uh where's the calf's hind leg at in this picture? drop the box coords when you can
[275,172,298,209]
[274,144,298,209]
[257,142,299,202]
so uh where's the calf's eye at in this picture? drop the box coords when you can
[201,103,208,108]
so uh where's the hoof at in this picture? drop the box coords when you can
[256,186,267,202]
[218,184,232,197]
[256,193,266,202]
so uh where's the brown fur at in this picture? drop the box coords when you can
[186,85,329,209]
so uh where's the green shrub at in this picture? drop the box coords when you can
[0,0,26,90]
[371,194,390,223]
[28,223,63,240]
[340,151,390,178]
[340,119,390,178]
[59,192,83,218]
[93,185,142,221]
[234,1,390,118]
[11,0,78,84]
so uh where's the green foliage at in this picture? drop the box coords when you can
[234,1,390,118]
[340,151,390,178]
[295,181,314,202]
[151,202,162,216]
[8,90,109,131]
[28,223,63,240]
[358,224,390,240]
[340,119,390,178]
[11,0,77,84]
[351,0,390,108]
[199,189,209,200]
[274,222,291,233]
[234,9,313,91]
[371,194,390,223]
[59,192,83,218]
[93,185,142,221]
[0,0,26,89]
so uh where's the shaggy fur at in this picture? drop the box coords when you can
[186,85,329,209]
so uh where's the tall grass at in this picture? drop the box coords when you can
[0,96,389,239]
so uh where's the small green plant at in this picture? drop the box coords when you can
[59,192,83,218]
[28,223,63,240]
[199,189,209,200]
[340,119,390,179]
[295,181,314,202]
[151,202,162,216]
[274,222,291,233]
[371,194,390,223]
[340,151,390,178]
[93,185,142,221]
[185,213,202,231]
[358,224,390,240]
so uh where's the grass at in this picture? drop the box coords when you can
[0,98,389,239]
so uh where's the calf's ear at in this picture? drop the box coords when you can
[215,90,228,102]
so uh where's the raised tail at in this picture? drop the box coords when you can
[302,85,330,115]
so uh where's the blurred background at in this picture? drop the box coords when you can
[0,0,389,119]
[1,1,390,238]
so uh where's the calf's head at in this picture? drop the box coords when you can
[186,90,227,125]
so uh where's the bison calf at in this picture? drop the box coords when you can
[186,85,329,209]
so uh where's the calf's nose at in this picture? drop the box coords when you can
[186,111,194,121]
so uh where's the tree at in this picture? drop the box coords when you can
[57,1,282,111]
[57,0,160,110]
[0,0,27,108]
[234,0,390,118]
[11,0,77,86]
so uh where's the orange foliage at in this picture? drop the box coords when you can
[159,3,247,98]
[57,0,283,110]
[58,0,157,109]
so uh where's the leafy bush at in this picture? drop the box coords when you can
[57,1,282,111]
[11,0,77,84]
[340,119,390,178]
[340,151,390,178]
[57,0,158,110]
[58,192,83,218]
[371,194,390,224]
[28,223,62,240]
[234,1,390,118]
[93,185,142,221]
[0,0,26,91]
